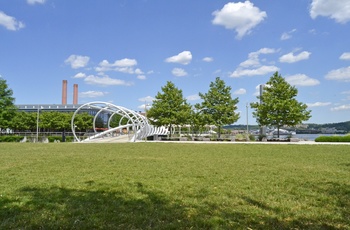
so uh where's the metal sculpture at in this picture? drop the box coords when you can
[71,101,168,142]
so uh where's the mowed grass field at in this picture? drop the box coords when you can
[0,143,349,229]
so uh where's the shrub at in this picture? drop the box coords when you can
[315,135,350,142]
[0,135,25,142]
[48,136,74,143]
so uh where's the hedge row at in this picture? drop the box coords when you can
[315,135,350,142]
[0,136,75,142]
[47,136,74,142]
[0,136,24,142]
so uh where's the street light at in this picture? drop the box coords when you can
[246,102,249,135]
[36,105,40,142]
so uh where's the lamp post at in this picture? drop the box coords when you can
[246,102,249,135]
[144,102,150,115]
[36,105,40,142]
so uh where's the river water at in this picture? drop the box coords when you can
[277,134,346,141]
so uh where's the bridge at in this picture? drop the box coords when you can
[71,102,168,143]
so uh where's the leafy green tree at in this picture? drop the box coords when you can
[147,81,192,137]
[0,77,17,131]
[74,112,93,132]
[11,111,33,131]
[109,113,128,128]
[41,111,70,132]
[195,77,240,138]
[250,72,311,137]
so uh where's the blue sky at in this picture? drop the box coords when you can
[1,0,350,125]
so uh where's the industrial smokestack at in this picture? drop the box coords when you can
[73,84,78,104]
[62,80,67,105]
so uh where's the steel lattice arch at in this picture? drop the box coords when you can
[71,101,168,142]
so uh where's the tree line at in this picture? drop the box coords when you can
[147,72,311,138]
[1,72,311,138]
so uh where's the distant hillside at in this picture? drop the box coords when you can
[225,121,350,132]
[307,121,350,132]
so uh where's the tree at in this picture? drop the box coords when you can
[195,77,240,138]
[250,72,311,137]
[147,81,192,137]
[0,77,17,132]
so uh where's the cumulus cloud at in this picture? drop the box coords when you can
[138,96,155,102]
[325,66,350,82]
[72,72,87,78]
[310,0,350,24]
[95,58,138,73]
[27,0,46,4]
[286,74,320,86]
[65,55,90,69]
[165,51,192,65]
[231,65,279,78]
[172,68,188,77]
[79,91,108,98]
[331,104,350,111]
[233,88,247,95]
[340,52,350,60]
[279,51,311,63]
[203,57,214,62]
[212,1,267,39]
[94,58,144,75]
[0,11,25,31]
[306,102,331,108]
[186,94,201,101]
[231,48,278,78]
[137,75,146,80]
[280,29,296,40]
[239,48,277,68]
[84,75,133,86]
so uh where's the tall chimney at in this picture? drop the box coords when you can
[73,84,78,104]
[62,80,67,105]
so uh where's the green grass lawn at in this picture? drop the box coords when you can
[0,143,349,229]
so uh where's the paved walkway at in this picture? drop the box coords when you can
[144,140,350,145]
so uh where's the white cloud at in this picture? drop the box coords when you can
[280,29,296,40]
[279,51,311,63]
[79,91,108,98]
[306,102,331,108]
[27,0,46,5]
[0,11,25,31]
[212,1,267,39]
[325,66,350,82]
[138,104,152,110]
[340,52,350,60]
[331,104,350,111]
[65,55,90,69]
[95,58,140,74]
[233,88,247,95]
[310,0,350,24]
[286,74,320,86]
[186,94,200,101]
[137,75,146,80]
[172,68,188,77]
[341,90,350,94]
[231,48,278,78]
[203,57,214,62]
[138,96,155,102]
[72,72,86,78]
[165,51,192,65]
[239,48,277,68]
[134,68,144,75]
[231,65,279,78]
[84,75,133,86]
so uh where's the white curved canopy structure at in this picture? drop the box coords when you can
[71,101,168,142]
